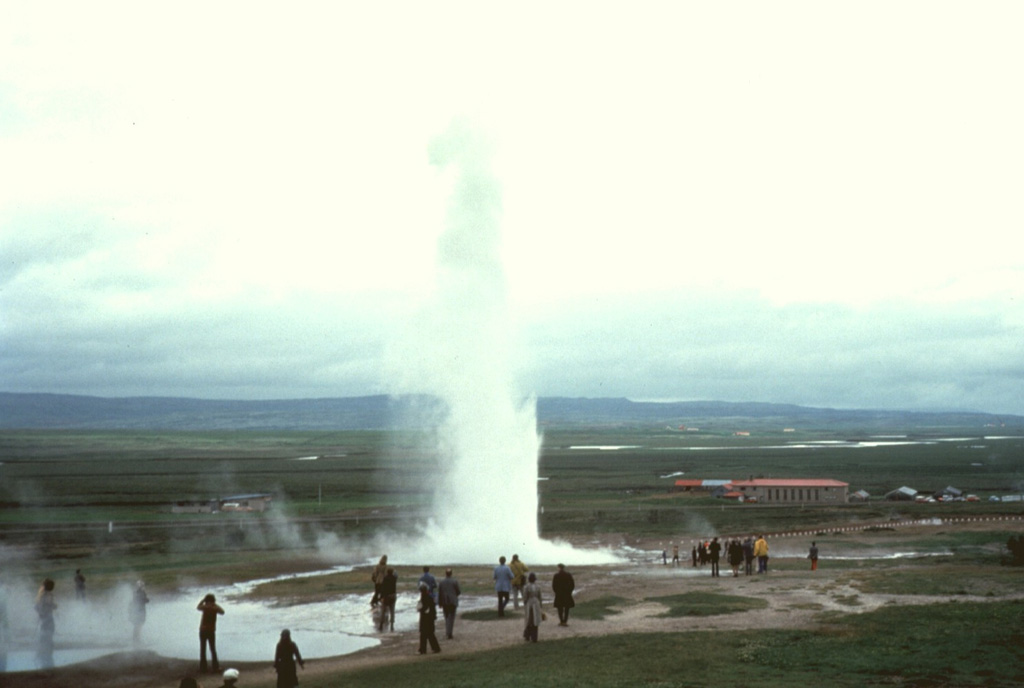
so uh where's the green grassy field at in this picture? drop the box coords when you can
[2,428,1022,555]
[294,601,1024,688]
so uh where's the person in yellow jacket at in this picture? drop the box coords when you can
[754,535,769,574]
[509,554,529,610]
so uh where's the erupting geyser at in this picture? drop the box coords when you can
[387,120,618,565]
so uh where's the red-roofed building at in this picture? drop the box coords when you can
[729,479,849,504]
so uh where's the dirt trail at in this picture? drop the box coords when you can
[6,560,1020,688]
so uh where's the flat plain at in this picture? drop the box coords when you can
[1,425,1022,687]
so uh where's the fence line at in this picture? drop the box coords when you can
[731,515,1024,540]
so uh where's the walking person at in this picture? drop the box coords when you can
[197,593,225,674]
[378,567,397,632]
[552,563,575,626]
[672,544,680,567]
[509,554,529,610]
[417,582,441,654]
[809,541,819,571]
[274,629,304,688]
[493,556,513,617]
[437,568,461,640]
[130,580,149,645]
[74,569,86,600]
[709,537,722,577]
[754,534,769,574]
[522,573,543,643]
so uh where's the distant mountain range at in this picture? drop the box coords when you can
[0,393,1018,432]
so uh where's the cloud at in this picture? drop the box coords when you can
[1,3,1022,413]
[519,291,1024,413]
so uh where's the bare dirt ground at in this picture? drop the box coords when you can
[8,544,1021,688]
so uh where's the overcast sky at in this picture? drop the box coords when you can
[2,2,1022,415]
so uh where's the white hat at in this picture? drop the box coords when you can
[223,668,240,681]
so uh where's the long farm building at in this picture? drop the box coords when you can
[730,479,849,504]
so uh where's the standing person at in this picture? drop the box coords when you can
[493,556,513,617]
[809,541,819,571]
[418,566,438,603]
[370,555,388,607]
[691,545,698,568]
[130,580,149,644]
[0,574,9,673]
[709,537,722,577]
[74,569,86,600]
[509,554,529,610]
[743,536,755,576]
[728,539,744,577]
[378,567,397,632]
[416,582,440,654]
[197,593,225,674]
[522,573,543,643]
[672,544,680,567]
[274,629,304,688]
[35,578,57,669]
[754,535,769,574]
[552,563,575,626]
[437,568,461,640]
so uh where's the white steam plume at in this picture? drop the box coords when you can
[385,120,618,565]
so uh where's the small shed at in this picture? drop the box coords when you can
[849,489,871,502]
[711,484,738,499]
[934,486,963,500]
[219,493,273,512]
[885,486,918,501]
[172,500,217,514]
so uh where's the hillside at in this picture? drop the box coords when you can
[0,392,1018,432]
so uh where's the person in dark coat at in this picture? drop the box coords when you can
[274,629,304,688]
[709,537,722,577]
[378,567,398,632]
[552,563,575,626]
[742,536,755,576]
[417,582,440,654]
[197,593,225,673]
[437,568,461,639]
[727,539,744,577]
